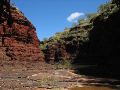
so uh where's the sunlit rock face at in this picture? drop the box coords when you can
[0,2,44,61]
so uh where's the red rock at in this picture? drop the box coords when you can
[0,5,44,61]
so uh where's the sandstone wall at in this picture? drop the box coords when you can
[0,6,44,61]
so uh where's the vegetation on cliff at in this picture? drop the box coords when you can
[41,0,120,78]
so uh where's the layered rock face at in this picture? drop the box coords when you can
[43,43,70,63]
[43,0,120,65]
[0,2,44,61]
[42,23,90,63]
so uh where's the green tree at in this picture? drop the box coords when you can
[98,1,118,18]
[0,0,12,26]
[98,2,117,13]
[86,13,98,19]
[78,18,85,24]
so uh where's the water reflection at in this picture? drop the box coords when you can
[70,86,114,90]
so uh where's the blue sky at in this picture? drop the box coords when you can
[11,0,108,41]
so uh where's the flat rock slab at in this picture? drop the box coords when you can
[0,63,120,90]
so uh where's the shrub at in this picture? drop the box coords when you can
[55,60,72,69]
[40,43,46,51]
[78,18,86,24]
[86,13,99,20]
[98,2,119,18]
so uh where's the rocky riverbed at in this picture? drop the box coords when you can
[0,61,120,90]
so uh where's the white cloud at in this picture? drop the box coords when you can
[67,12,85,22]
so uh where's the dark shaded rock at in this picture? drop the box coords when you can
[43,42,70,63]
[89,2,120,64]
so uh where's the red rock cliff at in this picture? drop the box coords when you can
[0,3,44,61]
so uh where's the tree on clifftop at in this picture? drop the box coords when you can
[0,0,11,17]
[0,0,13,26]
[0,0,10,8]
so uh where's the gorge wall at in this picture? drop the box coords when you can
[0,1,44,62]
[42,0,120,64]
[41,0,120,78]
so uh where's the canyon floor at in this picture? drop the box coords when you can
[0,61,120,90]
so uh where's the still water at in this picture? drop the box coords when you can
[70,86,114,90]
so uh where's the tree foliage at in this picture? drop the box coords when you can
[98,1,119,18]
